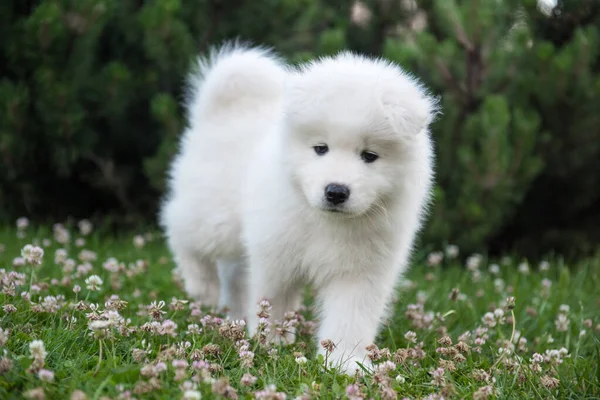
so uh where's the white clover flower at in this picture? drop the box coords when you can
[13,257,25,267]
[17,217,29,230]
[555,314,569,332]
[482,312,496,328]
[79,250,97,262]
[494,278,505,292]
[54,248,68,264]
[29,340,47,360]
[103,257,120,273]
[542,279,552,288]
[295,356,308,365]
[427,251,444,267]
[404,330,417,343]
[466,254,483,271]
[350,1,372,27]
[104,310,124,326]
[78,219,93,236]
[85,275,103,291]
[21,244,44,266]
[445,244,459,259]
[430,367,446,386]
[63,259,76,274]
[531,353,544,364]
[488,264,500,275]
[88,320,111,339]
[89,320,111,330]
[559,304,570,314]
[172,359,188,369]
[0,328,9,346]
[182,390,202,400]
[38,369,54,382]
[241,373,257,386]
[518,262,530,275]
[375,360,397,374]
[133,235,145,249]
[53,224,71,244]
[187,324,201,335]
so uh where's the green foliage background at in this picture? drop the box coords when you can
[1,0,599,259]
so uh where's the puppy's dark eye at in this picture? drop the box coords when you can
[314,144,329,155]
[361,151,379,163]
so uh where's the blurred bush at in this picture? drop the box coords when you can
[1,0,599,258]
[374,0,600,258]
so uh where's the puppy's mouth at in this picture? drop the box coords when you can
[321,205,349,214]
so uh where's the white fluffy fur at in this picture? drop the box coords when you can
[160,42,438,374]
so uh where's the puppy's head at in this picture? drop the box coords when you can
[282,52,438,216]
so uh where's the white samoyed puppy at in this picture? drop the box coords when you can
[160,42,438,374]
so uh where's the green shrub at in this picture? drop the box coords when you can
[491,1,600,259]
[369,0,600,258]
[375,0,544,254]
[1,0,200,222]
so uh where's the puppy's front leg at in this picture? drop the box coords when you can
[316,272,395,374]
[246,256,302,344]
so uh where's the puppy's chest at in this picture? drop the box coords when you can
[295,222,394,280]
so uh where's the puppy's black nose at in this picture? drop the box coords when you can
[325,183,350,205]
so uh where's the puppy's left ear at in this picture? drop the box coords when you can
[382,85,440,137]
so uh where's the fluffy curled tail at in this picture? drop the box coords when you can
[184,41,286,119]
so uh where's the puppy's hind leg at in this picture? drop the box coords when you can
[174,250,220,307]
[217,259,248,321]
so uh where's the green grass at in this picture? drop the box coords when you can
[0,224,599,399]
